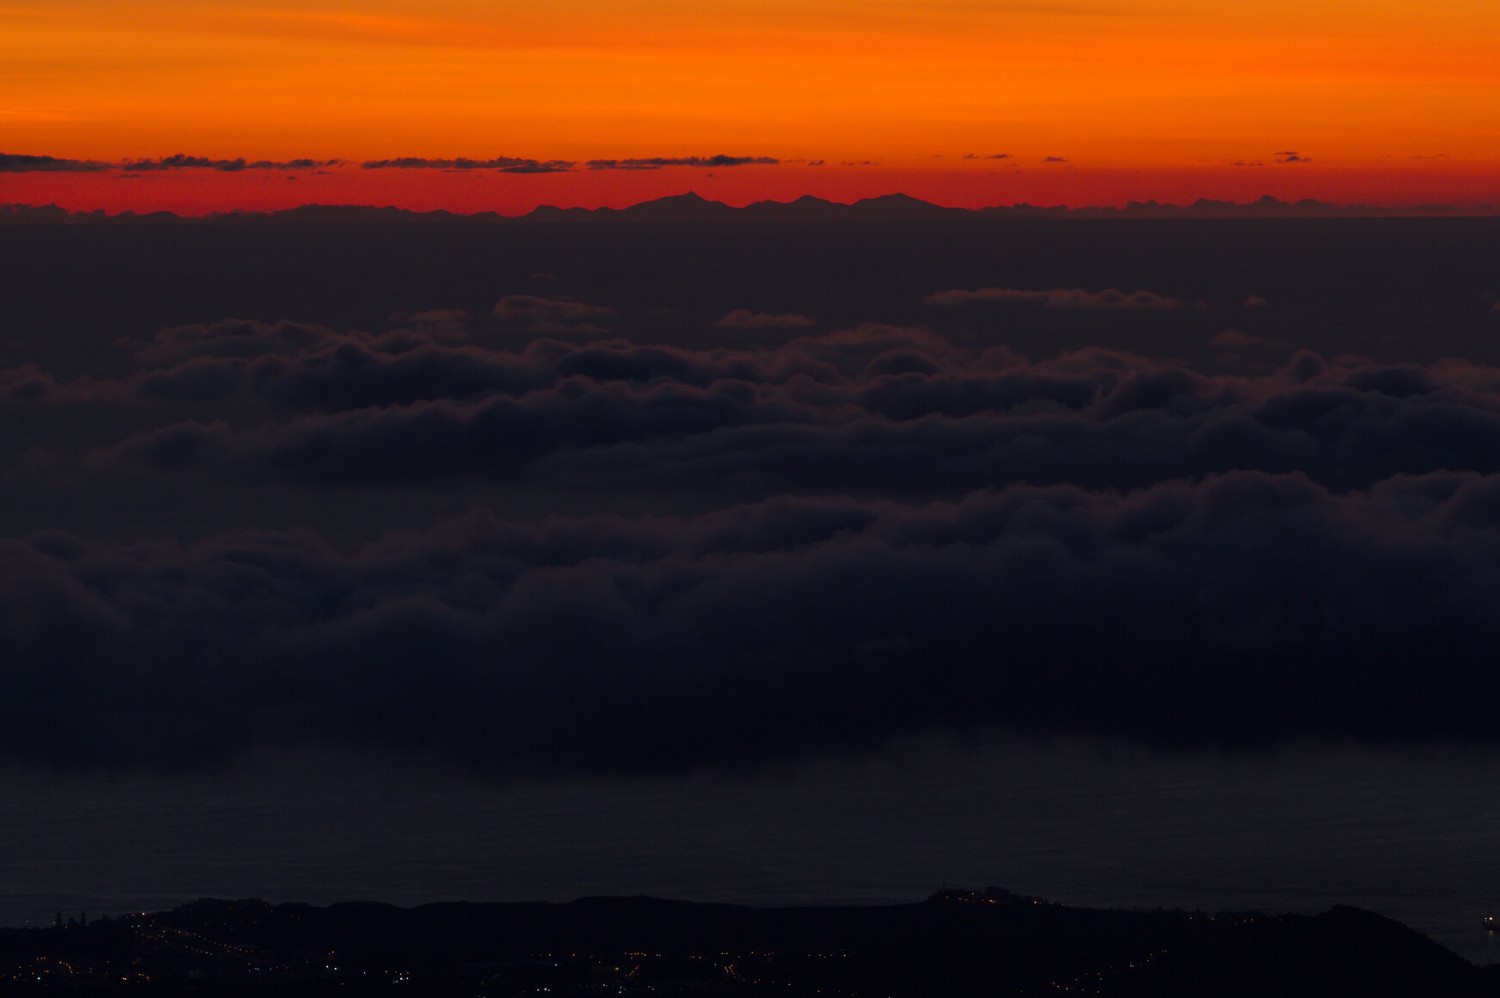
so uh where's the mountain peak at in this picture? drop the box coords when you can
[618,191,736,220]
[849,192,953,218]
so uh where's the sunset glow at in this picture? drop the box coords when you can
[5,0,1499,212]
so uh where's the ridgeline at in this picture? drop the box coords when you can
[4,890,1496,996]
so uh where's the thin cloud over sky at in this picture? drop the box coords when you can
[585,155,780,170]
[0,153,110,172]
[0,152,783,175]
[0,150,784,179]
[492,295,614,322]
[714,309,817,329]
[2,153,343,173]
[1210,329,1267,346]
[924,287,1184,308]
[120,155,344,172]
[3,152,570,175]
[361,157,574,173]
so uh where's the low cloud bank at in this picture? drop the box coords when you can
[22,317,1498,498]
[7,313,1500,774]
[4,472,1499,775]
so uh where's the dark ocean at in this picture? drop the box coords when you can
[4,741,1497,964]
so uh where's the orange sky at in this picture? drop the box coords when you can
[4,0,1499,213]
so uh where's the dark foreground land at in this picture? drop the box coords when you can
[2,891,1496,997]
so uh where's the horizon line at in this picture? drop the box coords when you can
[6,190,1500,222]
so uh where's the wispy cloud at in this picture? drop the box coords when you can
[925,287,1184,309]
[0,152,110,172]
[3,151,583,175]
[362,157,574,173]
[492,295,614,334]
[1210,329,1266,347]
[120,154,343,172]
[715,309,817,329]
[586,156,779,170]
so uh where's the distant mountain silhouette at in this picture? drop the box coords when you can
[4,194,1496,226]
[520,191,955,223]
[0,203,182,224]
[741,194,851,221]
[848,192,959,219]
[618,191,741,221]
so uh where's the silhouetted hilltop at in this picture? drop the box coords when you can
[1112,904,1495,997]
[618,191,742,221]
[2,892,1494,995]
[741,193,851,221]
[0,203,182,224]
[849,192,958,219]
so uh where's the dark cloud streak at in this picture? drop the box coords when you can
[0,153,111,172]
[361,157,574,173]
[120,154,343,172]
[925,287,1185,308]
[586,156,779,170]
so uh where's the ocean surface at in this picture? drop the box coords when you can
[4,739,1497,965]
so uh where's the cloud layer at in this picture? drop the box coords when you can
[0,151,778,179]
[361,157,574,173]
[30,313,1498,500]
[6,307,1500,774]
[4,470,1499,775]
[120,155,343,172]
[0,153,110,172]
[585,156,780,170]
[925,287,1185,309]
